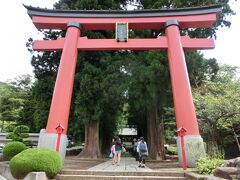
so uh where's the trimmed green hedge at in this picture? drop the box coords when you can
[10,148,62,179]
[3,141,26,158]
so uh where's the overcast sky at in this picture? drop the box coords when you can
[0,0,239,82]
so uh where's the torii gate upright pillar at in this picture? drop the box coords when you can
[165,20,205,167]
[38,22,81,160]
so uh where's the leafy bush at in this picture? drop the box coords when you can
[5,124,15,132]
[196,156,224,175]
[10,148,62,179]
[166,146,178,155]
[6,125,30,143]
[3,141,26,158]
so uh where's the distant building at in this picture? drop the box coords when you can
[118,126,137,136]
[118,126,137,151]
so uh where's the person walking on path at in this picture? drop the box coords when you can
[110,143,116,164]
[113,136,122,166]
[133,138,138,161]
[137,137,148,168]
[135,138,141,161]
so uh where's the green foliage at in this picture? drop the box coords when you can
[29,76,55,131]
[116,103,129,132]
[193,65,240,153]
[166,146,178,155]
[6,125,30,143]
[0,75,32,131]
[186,52,219,87]
[4,123,15,132]
[206,142,225,159]
[9,148,62,179]
[0,82,6,87]
[0,85,24,122]
[13,125,29,134]
[140,0,234,38]
[196,156,224,175]
[3,141,26,158]
[54,0,126,10]
[163,107,176,143]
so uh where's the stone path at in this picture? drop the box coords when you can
[56,157,189,179]
[88,157,153,172]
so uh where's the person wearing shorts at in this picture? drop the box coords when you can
[113,137,122,166]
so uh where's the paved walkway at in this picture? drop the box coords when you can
[88,157,153,172]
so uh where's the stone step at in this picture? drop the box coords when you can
[55,174,188,180]
[146,162,180,168]
[60,170,185,177]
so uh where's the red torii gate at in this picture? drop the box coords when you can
[25,5,221,166]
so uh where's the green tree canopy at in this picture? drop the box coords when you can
[193,65,240,154]
[0,75,32,131]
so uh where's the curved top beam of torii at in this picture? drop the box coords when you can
[24,4,222,30]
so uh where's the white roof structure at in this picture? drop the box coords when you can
[118,127,137,136]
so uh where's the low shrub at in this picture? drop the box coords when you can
[3,141,26,158]
[196,156,224,175]
[6,125,30,145]
[10,148,62,179]
[166,146,178,155]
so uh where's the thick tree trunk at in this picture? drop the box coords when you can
[147,107,166,160]
[100,121,113,154]
[206,123,222,156]
[78,121,101,158]
[159,114,166,160]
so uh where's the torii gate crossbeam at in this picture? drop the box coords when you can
[33,37,214,51]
